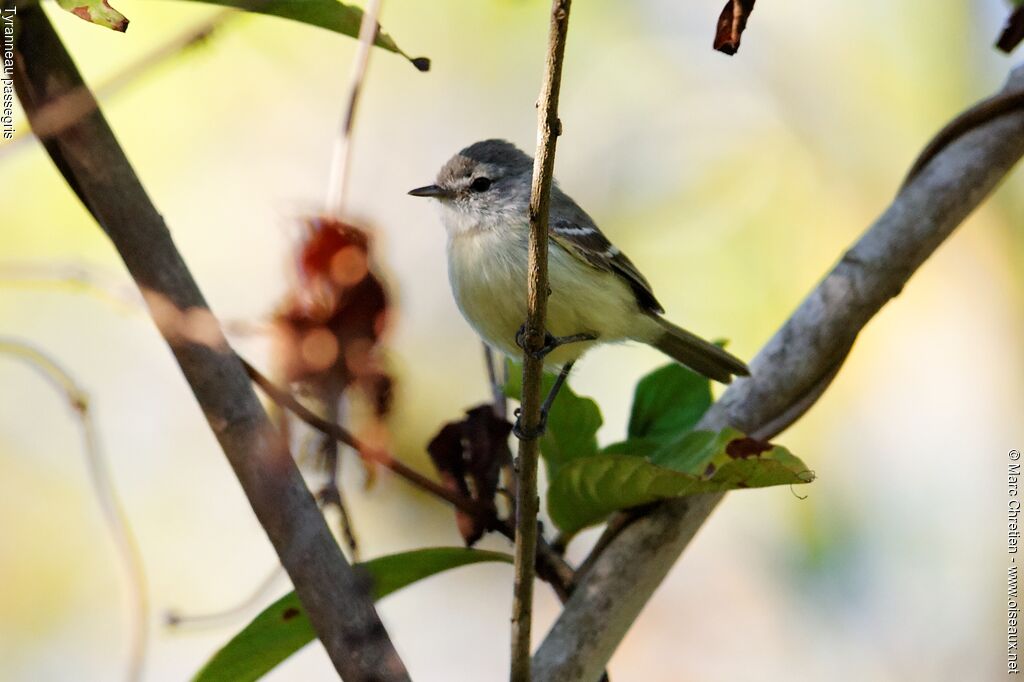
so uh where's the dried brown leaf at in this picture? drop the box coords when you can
[713,0,757,56]
[997,6,1024,54]
[427,405,513,546]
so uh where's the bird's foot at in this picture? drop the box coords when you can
[515,323,595,360]
[510,361,575,440]
[512,406,549,440]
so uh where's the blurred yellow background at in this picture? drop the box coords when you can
[2,1,1022,680]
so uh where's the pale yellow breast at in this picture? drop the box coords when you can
[448,229,528,358]
[447,228,648,367]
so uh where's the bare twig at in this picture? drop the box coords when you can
[0,260,141,312]
[0,338,148,682]
[532,65,1024,682]
[165,564,284,629]
[313,386,360,559]
[242,356,490,514]
[484,344,507,420]
[325,0,383,216]
[512,1,573,679]
[241,356,578,598]
[11,7,409,680]
[318,430,361,558]
[0,260,276,349]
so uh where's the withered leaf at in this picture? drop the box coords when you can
[56,0,129,32]
[997,6,1024,54]
[427,405,512,546]
[272,216,390,400]
[714,0,757,56]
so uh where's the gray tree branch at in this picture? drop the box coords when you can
[11,5,409,680]
[533,64,1024,682]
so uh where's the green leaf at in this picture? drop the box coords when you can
[505,361,602,478]
[601,438,662,459]
[193,548,510,682]
[628,363,711,443]
[174,0,429,70]
[547,428,814,534]
[57,0,129,32]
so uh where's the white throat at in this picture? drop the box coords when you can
[437,199,524,239]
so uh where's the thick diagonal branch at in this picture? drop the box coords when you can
[512,1,573,680]
[11,6,408,680]
[533,65,1024,682]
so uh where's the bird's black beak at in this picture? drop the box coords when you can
[408,184,449,198]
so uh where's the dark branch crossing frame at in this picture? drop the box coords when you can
[10,5,409,680]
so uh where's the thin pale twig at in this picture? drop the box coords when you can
[165,564,284,630]
[325,0,384,216]
[484,344,507,420]
[0,260,141,312]
[0,338,148,682]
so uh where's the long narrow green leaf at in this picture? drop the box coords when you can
[175,0,429,70]
[193,548,511,682]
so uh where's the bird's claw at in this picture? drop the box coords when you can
[513,406,548,440]
[515,324,559,360]
[515,323,596,360]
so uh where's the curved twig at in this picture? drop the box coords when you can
[165,564,284,630]
[0,338,148,682]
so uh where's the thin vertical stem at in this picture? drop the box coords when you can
[510,2,573,680]
[325,0,384,216]
[484,344,508,420]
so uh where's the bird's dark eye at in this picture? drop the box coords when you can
[469,177,492,192]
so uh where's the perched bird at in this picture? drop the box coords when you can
[409,139,748,391]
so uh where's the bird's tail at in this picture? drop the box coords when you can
[646,316,749,384]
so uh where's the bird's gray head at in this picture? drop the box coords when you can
[409,139,535,233]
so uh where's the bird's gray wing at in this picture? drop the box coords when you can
[549,215,665,314]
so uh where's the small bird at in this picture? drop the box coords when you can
[409,139,748,401]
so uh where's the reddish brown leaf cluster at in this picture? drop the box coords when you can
[714,0,757,55]
[997,6,1024,53]
[427,405,513,546]
[272,216,392,417]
